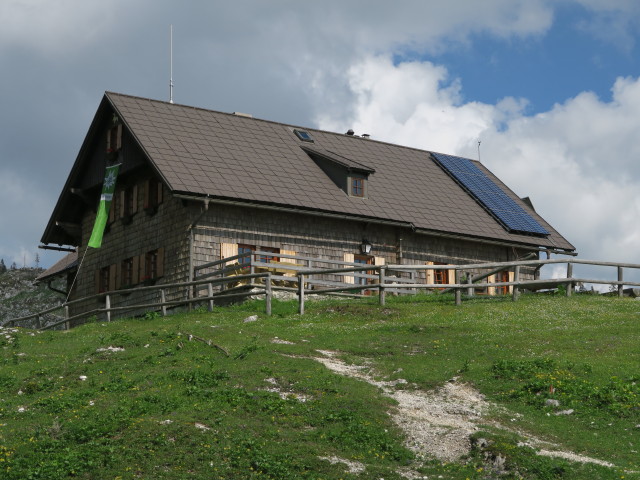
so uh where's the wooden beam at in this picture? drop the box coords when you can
[55,221,81,238]
[70,187,94,207]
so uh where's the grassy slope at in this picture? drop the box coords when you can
[0,294,639,479]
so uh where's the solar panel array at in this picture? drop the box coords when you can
[431,152,549,237]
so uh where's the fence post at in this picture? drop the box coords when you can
[379,266,386,306]
[160,289,167,317]
[35,314,42,330]
[265,273,272,316]
[298,273,305,315]
[410,270,416,295]
[512,265,520,302]
[64,305,70,330]
[618,266,624,298]
[455,270,462,306]
[208,283,214,311]
[466,273,474,297]
[105,294,111,322]
[566,262,573,297]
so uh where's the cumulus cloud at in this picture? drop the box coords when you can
[314,55,640,273]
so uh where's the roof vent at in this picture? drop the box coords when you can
[233,112,253,118]
[361,134,370,139]
[346,129,354,136]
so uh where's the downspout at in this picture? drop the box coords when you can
[187,197,210,284]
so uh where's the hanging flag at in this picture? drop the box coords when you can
[88,164,120,248]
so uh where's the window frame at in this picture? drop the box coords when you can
[350,176,365,197]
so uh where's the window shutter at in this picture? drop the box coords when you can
[488,274,496,296]
[95,269,101,294]
[143,179,150,209]
[447,266,456,285]
[108,196,115,223]
[280,249,297,264]
[139,253,146,281]
[115,262,122,290]
[132,255,140,285]
[221,243,239,265]
[425,261,435,285]
[508,271,515,294]
[108,264,117,292]
[119,190,125,218]
[343,253,355,284]
[157,181,163,205]
[156,247,165,278]
[116,124,122,150]
[132,184,139,214]
[106,129,112,152]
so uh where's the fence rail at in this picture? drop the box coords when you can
[3,256,639,330]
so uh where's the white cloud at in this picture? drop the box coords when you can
[314,55,640,270]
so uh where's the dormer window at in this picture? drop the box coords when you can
[300,145,374,199]
[106,124,122,153]
[350,176,365,197]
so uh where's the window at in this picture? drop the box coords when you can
[106,124,122,153]
[121,257,134,287]
[354,254,374,285]
[98,266,110,293]
[237,244,255,265]
[119,184,138,222]
[350,177,365,197]
[140,248,164,282]
[258,247,280,263]
[143,179,163,212]
[425,261,455,288]
[294,129,314,142]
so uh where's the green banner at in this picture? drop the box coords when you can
[88,164,120,248]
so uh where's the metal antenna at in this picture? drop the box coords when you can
[477,140,481,161]
[169,25,174,104]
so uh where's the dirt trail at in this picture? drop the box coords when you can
[312,350,615,468]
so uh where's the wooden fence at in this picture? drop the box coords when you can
[3,257,639,330]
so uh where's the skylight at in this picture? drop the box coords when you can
[294,129,314,142]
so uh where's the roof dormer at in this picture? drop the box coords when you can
[301,145,374,198]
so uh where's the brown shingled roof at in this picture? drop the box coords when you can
[42,92,575,252]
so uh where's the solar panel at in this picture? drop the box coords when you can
[432,152,549,236]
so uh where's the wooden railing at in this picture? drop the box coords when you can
[3,257,639,330]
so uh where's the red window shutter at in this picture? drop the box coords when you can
[139,253,147,281]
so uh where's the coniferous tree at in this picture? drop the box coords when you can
[10,261,17,270]
[0,259,6,274]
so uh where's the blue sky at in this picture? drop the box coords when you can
[0,0,639,287]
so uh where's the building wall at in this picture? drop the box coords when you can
[191,201,537,285]
[71,182,193,321]
[69,194,538,322]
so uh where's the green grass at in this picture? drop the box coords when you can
[1,293,639,479]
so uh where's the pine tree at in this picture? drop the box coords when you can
[10,262,17,270]
[0,259,6,274]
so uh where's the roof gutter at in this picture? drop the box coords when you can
[173,193,577,257]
